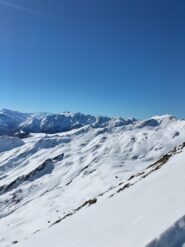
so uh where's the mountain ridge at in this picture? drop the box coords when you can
[0,108,179,135]
[0,112,185,246]
[0,108,136,135]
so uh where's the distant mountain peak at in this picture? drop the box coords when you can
[0,108,181,136]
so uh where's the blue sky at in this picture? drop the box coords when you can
[0,0,185,118]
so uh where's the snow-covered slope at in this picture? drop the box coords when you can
[0,136,24,153]
[0,112,185,246]
[15,142,185,247]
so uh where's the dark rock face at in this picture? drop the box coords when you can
[13,131,30,139]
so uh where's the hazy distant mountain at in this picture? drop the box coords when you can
[0,108,136,135]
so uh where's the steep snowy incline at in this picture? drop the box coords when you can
[16,143,185,247]
[0,136,24,153]
[0,115,185,246]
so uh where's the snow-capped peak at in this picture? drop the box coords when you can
[0,109,137,135]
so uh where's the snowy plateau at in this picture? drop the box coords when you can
[0,109,185,247]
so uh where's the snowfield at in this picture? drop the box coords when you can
[0,110,185,247]
[0,136,24,153]
[16,143,185,247]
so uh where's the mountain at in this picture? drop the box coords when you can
[0,110,185,246]
[0,109,135,135]
[0,109,28,135]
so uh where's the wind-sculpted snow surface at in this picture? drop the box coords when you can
[15,143,185,247]
[0,112,185,246]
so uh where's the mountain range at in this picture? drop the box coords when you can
[0,109,185,247]
[0,108,136,135]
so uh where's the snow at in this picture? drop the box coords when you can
[15,144,185,247]
[0,112,185,246]
[146,214,185,247]
[0,136,24,153]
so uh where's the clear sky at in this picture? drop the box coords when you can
[0,0,185,118]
